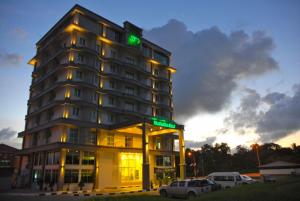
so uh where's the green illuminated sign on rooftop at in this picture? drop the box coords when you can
[128,33,141,46]
[151,117,176,129]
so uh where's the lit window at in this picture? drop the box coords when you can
[107,134,114,146]
[81,169,94,183]
[82,152,95,165]
[125,136,133,148]
[155,137,161,150]
[119,153,142,181]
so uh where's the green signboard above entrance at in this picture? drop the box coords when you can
[151,117,176,129]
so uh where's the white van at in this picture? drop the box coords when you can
[207,172,242,189]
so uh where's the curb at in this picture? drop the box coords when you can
[36,188,157,197]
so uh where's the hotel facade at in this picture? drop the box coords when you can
[17,4,185,191]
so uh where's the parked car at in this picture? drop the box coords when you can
[241,175,257,184]
[207,172,243,189]
[159,179,215,199]
[262,175,276,183]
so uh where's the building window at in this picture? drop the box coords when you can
[155,137,161,150]
[142,45,151,57]
[81,169,94,183]
[125,136,133,148]
[79,37,86,46]
[156,156,171,166]
[44,169,58,184]
[33,152,44,166]
[72,107,80,116]
[109,97,115,105]
[86,131,96,145]
[125,71,134,79]
[96,44,101,52]
[46,152,53,165]
[74,88,81,97]
[107,134,114,146]
[154,51,169,65]
[64,169,79,183]
[110,65,117,73]
[109,80,116,89]
[154,68,159,76]
[110,50,116,58]
[68,128,79,144]
[120,153,142,181]
[125,102,134,111]
[125,56,135,65]
[108,114,115,123]
[125,86,134,95]
[90,111,97,121]
[0,159,10,167]
[65,150,80,165]
[77,54,85,63]
[155,95,160,102]
[82,152,95,165]
[75,71,83,80]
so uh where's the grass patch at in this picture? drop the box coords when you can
[85,176,300,201]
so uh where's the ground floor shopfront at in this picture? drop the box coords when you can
[17,119,186,191]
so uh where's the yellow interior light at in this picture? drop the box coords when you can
[65,87,71,98]
[149,59,160,65]
[64,24,86,33]
[69,53,74,62]
[63,107,69,118]
[28,58,37,66]
[99,36,113,45]
[66,70,73,80]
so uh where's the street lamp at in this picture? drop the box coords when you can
[188,151,197,178]
[251,143,261,166]
[199,148,205,177]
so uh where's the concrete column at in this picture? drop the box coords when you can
[142,122,150,190]
[57,148,66,191]
[178,129,186,179]
[94,149,100,190]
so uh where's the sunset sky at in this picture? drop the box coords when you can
[0,0,299,149]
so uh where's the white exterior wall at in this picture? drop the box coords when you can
[260,168,300,175]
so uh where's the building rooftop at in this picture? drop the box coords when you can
[259,161,300,168]
[36,4,171,55]
[0,144,18,154]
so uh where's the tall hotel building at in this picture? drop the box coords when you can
[17,4,185,191]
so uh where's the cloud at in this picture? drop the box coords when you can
[223,84,300,142]
[0,50,23,67]
[257,84,300,141]
[10,27,29,40]
[185,137,216,149]
[0,127,17,141]
[144,20,278,120]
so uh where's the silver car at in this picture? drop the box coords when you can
[159,179,213,199]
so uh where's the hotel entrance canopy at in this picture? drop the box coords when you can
[110,117,186,190]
